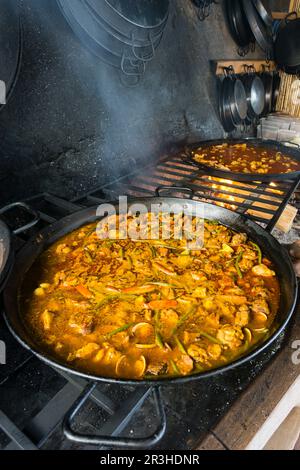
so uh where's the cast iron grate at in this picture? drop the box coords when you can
[0,153,299,450]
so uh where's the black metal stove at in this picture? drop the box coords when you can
[0,153,299,450]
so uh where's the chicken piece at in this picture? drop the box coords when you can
[41,310,53,330]
[175,354,194,375]
[146,361,168,376]
[216,325,243,349]
[68,312,94,335]
[160,309,179,329]
[251,286,268,298]
[231,233,247,247]
[252,264,275,277]
[207,344,222,360]
[243,249,257,260]
[74,343,99,359]
[251,299,270,317]
[187,344,208,363]
[93,349,106,362]
[235,305,250,327]
[205,313,220,329]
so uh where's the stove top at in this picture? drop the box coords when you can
[1,152,298,450]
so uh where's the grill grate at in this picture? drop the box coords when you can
[74,154,300,232]
[1,153,299,450]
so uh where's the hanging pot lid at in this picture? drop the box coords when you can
[105,0,169,28]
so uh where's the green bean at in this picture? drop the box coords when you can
[155,332,165,349]
[250,242,262,265]
[198,331,223,345]
[170,359,180,375]
[174,336,187,354]
[106,323,135,339]
[171,305,197,336]
[235,251,244,279]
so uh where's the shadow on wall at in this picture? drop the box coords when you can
[0,0,263,203]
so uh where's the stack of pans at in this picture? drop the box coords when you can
[275,13,300,76]
[225,0,273,57]
[218,66,269,133]
[57,0,170,83]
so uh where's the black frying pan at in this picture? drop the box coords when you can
[184,138,300,182]
[1,196,297,447]
[218,76,236,133]
[261,70,274,116]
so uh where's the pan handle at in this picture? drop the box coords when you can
[63,383,166,448]
[280,141,300,149]
[155,185,194,199]
[0,202,39,235]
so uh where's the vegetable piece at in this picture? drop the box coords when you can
[122,285,156,294]
[250,242,262,265]
[135,344,157,349]
[170,359,180,375]
[198,331,223,345]
[155,331,165,349]
[106,323,135,339]
[148,300,178,310]
[174,336,187,354]
[76,285,93,299]
[235,251,244,279]
[171,305,197,336]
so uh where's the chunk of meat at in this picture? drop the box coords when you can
[235,305,250,327]
[68,312,94,335]
[73,343,99,359]
[252,264,275,277]
[207,344,222,360]
[251,299,270,317]
[231,233,247,246]
[187,344,208,363]
[175,354,194,375]
[146,362,168,376]
[216,325,243,349]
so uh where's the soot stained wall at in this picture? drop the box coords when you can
[0,0,265,203]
